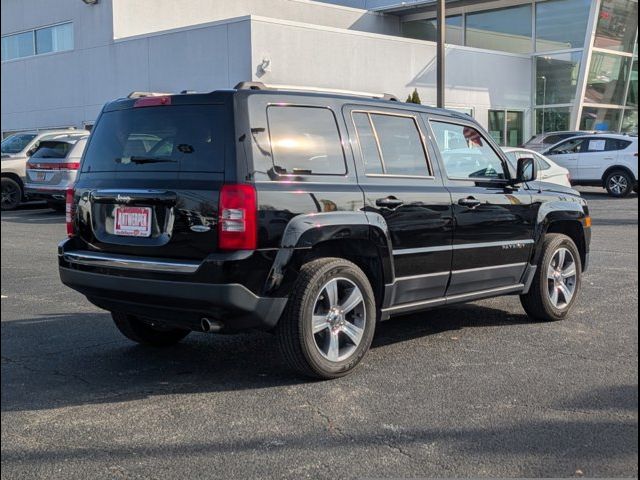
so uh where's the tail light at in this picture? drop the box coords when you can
[65,188,76,237]
[28,162,80,170]
[218,184,257,250]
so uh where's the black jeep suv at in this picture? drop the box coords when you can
[59,83,591,378]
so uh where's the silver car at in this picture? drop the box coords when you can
[1,129,79,210]
[24,134,88,211]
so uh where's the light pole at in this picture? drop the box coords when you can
[437,0,446,109]
[540,75,547,134]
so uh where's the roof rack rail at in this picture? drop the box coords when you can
[127,91,173,99]
[233,81,397,101]
[234,81,270,91]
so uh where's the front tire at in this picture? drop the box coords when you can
[1,177,22,211]
[520,234,582,322]
[605,170,634,198]
[112,312,190,347]
[277,258,376,379]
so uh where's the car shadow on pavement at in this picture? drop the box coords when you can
[0,207,63,224]
[2,304,538,413]
[2,386,637,477]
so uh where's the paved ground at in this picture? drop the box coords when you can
[1,188,638,479]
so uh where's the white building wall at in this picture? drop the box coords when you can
[1,0,532,136]
[1,16,253,134]
[249,17,532,131]
[111,0,399,39]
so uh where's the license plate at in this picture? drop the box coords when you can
[114,206,152,237]
[35,172,46,182]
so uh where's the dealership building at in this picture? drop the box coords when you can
[1,0,638,145]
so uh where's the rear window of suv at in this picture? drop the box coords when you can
[82,105,227,173]
[31,140,74,159]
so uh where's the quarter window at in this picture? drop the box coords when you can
[353,112,431,177]
[267,106,346,175]
[430,121,507,179]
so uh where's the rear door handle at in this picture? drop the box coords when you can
[458,197,481,208]
[376,196,404,208]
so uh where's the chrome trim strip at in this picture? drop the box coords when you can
[61,251,200,274]
[393,239,534,256]
[451,262,527,274]
[393,271,450,282]
[393,245,452,255]
[446,284,525,302]
[381,284,525,313]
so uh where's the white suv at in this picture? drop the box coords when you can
[1,129,78,210]
[544,134,638,197]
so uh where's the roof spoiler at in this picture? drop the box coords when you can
[233,81,398,101]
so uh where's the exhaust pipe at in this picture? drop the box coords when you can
[201,317,223,333]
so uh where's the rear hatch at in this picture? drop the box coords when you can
[73,94,235,260]
[26,138,86,189]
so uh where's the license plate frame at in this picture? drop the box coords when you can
[114,206,152,237]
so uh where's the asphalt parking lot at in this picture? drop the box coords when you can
[1,187,638,479]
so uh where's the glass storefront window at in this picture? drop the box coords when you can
[466,5,532,54]
[488,110,506,144]
[1,31,34,61]
[535,52,583,105]
[506,111,524,147]
[488,110,524,146]
[402,16,463,45]
[621,109,638,134]
[594,0,638,53]
[579,107,623,131]
[585,52,632,105]
[536,0,592,52]
[535,107,572,134]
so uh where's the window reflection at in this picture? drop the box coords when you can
[579,107,623,131]
[536,0,592,51]
[466,5,532,54]
[594,0,638,53]
[535,107,572,134]
[402,16,463,45]
[585,52,631,105]
[536,52,582,105]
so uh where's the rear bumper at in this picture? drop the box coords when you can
[58,242,288,332]
[25,185,67,202]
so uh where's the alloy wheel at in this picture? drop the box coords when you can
[609,174,629,196]
[547,247,577,309]
[311,277,366,362]
[1,181,21,210]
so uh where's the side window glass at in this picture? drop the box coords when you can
[352,112,430,176]
[549,138,584,155]
[605,139,630,151]
[267,106,346,175]
[534,153,552,171]
[370,114,430,176]
[430,121,506,179]
[352,112,384,174]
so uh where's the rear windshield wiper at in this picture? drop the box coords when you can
[116,156,177,165]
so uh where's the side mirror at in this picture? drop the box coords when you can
[516,157,537,183]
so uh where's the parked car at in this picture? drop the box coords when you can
[58,84,591,379]
[1,129,78,210]
[24,134,89,211]
[503,147,571,188]
[543,133,638,197]
[522,131,597,153]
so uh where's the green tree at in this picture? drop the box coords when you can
[406,88,422,104]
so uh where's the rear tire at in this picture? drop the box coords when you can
[604,170,634,198]
[277,258,376,379]
[112,312,190,347]
[520,234,582,322]
[1,177,22,211]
